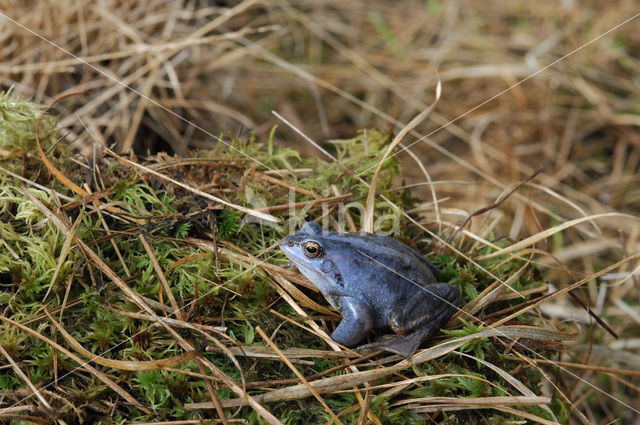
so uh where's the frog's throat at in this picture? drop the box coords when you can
[294,262,345,300]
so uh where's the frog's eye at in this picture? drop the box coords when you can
[303,241,323,258]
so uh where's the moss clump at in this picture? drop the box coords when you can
[0,88,58,157]
[0,92,567,424]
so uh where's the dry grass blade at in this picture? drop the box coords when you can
[0,314,150,414]
[106,305,226,334]
[104,147,279,223]
[41,211,82,303]
[450,256,531,325]
[206,346,315,366]
[455,351,532,397]
[139,234,183,320]
[268,271,336,316]
[455,351,559,421]
[393,395,551,407]
[492,251,640,328]
[44,310,199,371]
[446,166,542,245]
[129,421,244,425]
[356,384,373,425]
[505,355,640,378]
[0,344,52,411]
[261,193,351,212]
[0,166,73,202]
[362,81,441,233]
[0,414,51,425]
[480,212,640,260]
[34,92,145,225]
[373,373,508,401]
[190,325,574,408]
[528,182,602,234]
[255,327,344,425]
[411,404,560,425]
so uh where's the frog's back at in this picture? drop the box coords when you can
[341,232,436,277]
[359,233,439,277]
[320,231,438,293]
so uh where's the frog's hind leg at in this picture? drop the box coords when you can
[356,327,427,358]
[389,283,459,336]
[362,283,459,358]
[356,284,459,358]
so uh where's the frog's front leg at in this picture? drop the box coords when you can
[330,296,374,348]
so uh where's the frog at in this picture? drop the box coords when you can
[280,221,459,358]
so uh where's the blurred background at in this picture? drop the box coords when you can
[3,0,639,242]
[2,1,640,421]
[3,0,639,204]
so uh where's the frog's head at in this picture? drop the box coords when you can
[280,221,346,300]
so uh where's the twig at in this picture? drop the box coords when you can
[446,166,543,245]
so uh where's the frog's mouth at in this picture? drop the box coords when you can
[279,238,300,261]
[288,258,341,295]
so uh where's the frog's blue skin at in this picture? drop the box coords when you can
[280,221,459,358]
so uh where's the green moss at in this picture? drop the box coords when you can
[0,93,569,423]
[0,87,57,151]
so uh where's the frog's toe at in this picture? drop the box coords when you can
[356,330,426,359]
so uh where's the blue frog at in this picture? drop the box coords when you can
[280,221,459,358]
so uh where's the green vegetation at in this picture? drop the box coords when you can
[0,92,573,424]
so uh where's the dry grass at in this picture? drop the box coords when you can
[1,0,640,424]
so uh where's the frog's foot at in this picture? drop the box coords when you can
[356,328,427,359]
